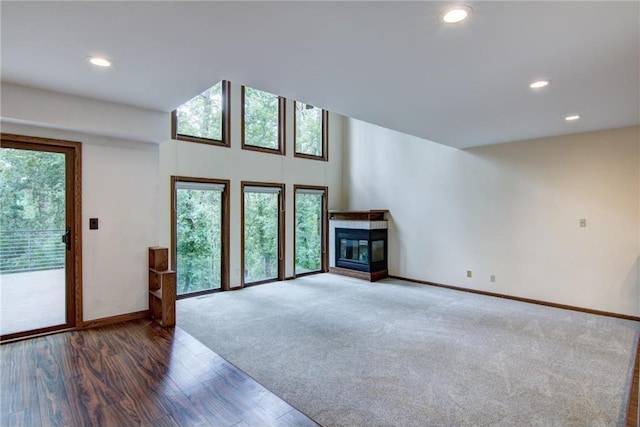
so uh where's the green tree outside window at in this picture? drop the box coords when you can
[176,82,223,141]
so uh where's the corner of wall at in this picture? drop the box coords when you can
[344,122,640,316]
[341,116,351,210]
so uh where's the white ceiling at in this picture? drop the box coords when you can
[1,1,638,148]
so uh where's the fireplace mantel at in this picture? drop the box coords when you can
[329,210,389,282]
[329,210,388,221]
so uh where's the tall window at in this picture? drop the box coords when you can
[242,183,285,286]
[172,177,229,298]
[294,102,328,161]
[172,81,230,147]
[294,186,327,276]
[242,86,285,155]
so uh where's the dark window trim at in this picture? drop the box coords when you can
[293,185,329,278]
[241,181,286,287]
[293,104,329,162]
[171,80,231,148]
[241,86,286,156]
[171,176,231,299]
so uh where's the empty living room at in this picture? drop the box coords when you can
[1,1,639,426]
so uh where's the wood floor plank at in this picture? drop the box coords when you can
[33,335,60,370]
[63,371,110,426]
[98,403,140,427]
[278,408,321,427]
[35,365,74,427]
[253,389,299,420]
[166,342,223,383]
[201,374,281,426]
[1,341,40,414]
[0,406,43,427]
[210,362,296,419]
[1,319,318,427]
[54,334,85,379]
[107,395,167,426]
[183,387,242,427]
[142,414,181,427]
[153,386,212,427]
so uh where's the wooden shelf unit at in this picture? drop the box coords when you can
[148,246,176,327]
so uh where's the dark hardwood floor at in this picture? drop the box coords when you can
[0,320,318,427]
[2,318,636,427]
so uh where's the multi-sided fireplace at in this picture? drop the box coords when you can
[329,210,389,282]
[335,228,387,273]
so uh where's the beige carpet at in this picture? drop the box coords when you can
[178,274,639,427]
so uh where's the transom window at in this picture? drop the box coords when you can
[172,81,230,147]
[242,86,285,155]
[294,102,328,161]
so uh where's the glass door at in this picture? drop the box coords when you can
[0,138,78,340]
[294,186,327,276]
[173,179,227,298]
[242,183,284,286]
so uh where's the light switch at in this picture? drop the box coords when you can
[579,219,586,227]
[89,218,99,230]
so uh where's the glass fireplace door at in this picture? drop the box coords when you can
[335,228,388,273]
[339,239,369,264]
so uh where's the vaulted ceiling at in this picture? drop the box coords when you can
[1,1,638,148]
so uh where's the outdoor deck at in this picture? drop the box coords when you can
[0,269,66,336]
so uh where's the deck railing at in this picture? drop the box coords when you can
[0,229,65,273]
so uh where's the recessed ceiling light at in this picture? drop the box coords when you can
[441,5,472,24]
[529,80,550,89]
[88,57,112,67]
[565,115,581,121]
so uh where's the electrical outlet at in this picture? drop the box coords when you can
[490,275,496,283]
[579,219,586,227]
[466,270,472,278]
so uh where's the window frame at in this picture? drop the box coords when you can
[293,102,329,161]
[171,80,231,148]
[171,176,230,299]
[293,185,329,277]
[241,86,286,156]
[240,181,286,287]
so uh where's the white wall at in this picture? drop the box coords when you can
[5,80,636,319]
[1,83,169,143]
[159,84,345,284]
[1,84,163,322]
[345,120,640,316]
[81,137,159,320]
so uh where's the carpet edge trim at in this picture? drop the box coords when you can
[388,275,640,322]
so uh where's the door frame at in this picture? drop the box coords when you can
[170,176,230,298]
[0,133,82,342]
[293,185,329,277]
[240,181,285,288]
